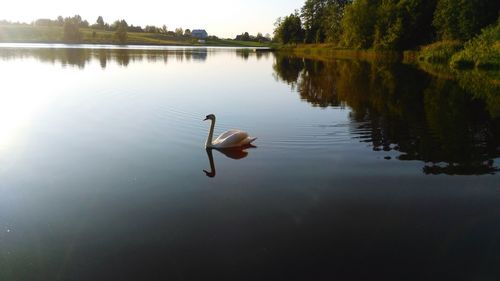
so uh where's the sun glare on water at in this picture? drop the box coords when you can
[0,57,70,150]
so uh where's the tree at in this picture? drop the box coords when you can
[145,25,159,33]
[63,17,82,42]
[301,0,325,43]
[35,19,54,27]
[242,32,250,41]
[255,32,270,43]
[340,0,378,49]
[274,12,305,44]
[80,20,89,28]
[373,0,403,49]
[114,20,128,44]
[175,28,184,36]
[300,0,354,43]
[399,0,438,48]
[72,15,83,27]
[184,29,191,36]
[162,25,168,33]
[322,0,353,44]
[96,16,105,29]
[433,0,500,41]
[128,25,143,32]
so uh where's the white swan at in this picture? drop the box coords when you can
[204,114,257,149]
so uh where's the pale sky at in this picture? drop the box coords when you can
[0,0,303,38]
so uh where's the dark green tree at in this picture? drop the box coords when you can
[80,20,89,28]
[372,1,401,49]
[300,0,352,43]
[72,15,82,26]
[301,0,326,43]
[433,0,500,41]
[57,16,64,26]
[114,20,128,44]
[341,0,378,48]
[63,17,82,42]
[322,0,353,44]
[145,25,159,33]
[96,16,105,29]
[274,13,305,44]
[399,0,438,48]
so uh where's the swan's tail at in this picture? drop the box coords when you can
[240,137,257,148]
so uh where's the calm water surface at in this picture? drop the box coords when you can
[0,45,499,280]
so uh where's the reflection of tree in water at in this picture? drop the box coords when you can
[191,49,208,62]
[236,49,250,60]
[273,55,500,175]
[272,55,304,87]
[0,48,92,68]
[175,50,184,61]
[456,70,500,119]
[417,62,500,118]
[62,48,91,68]
[98,49,107,69]
[0,48,263,67]
[115,49,130,66]
[298,59,342,107]
[0,48,213,69]
[184,51,192,61]
[236,49,271,61]
[256,50,271,60]
[421,79,499,175]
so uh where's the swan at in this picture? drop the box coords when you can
[204,114,257,149]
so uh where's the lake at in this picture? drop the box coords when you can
[0,44,499,280]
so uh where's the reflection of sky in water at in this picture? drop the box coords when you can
[0,45,499,281]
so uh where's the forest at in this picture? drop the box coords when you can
[274,0,499,48]
[274,0,500,68]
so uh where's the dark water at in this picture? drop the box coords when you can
[0,44,499,280]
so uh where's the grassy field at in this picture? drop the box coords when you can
[0,24,270,47]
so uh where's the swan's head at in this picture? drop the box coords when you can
[203,114,216,121]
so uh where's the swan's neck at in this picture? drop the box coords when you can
[206,119,216,148]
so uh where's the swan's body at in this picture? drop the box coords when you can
[204,114,257,149]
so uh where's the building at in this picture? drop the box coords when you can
[191,29,208,39]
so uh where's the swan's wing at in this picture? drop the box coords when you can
[214,130,249,148]
[214,129,246,143]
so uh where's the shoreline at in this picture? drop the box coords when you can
[273,44,406,62]
[0,41,273,49]
[272,44,499,70]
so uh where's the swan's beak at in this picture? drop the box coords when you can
[203,117,208,121]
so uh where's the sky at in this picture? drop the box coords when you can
[0,0,304,38]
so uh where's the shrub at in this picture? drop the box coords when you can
[418,40,463,63]
[450,20,500,69]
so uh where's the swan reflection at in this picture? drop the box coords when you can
[204,146,255,178]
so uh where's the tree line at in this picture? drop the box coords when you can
[29,15,188,35]
[274,0,500,50]
[1,15,200,44]
[234,32,272,43]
